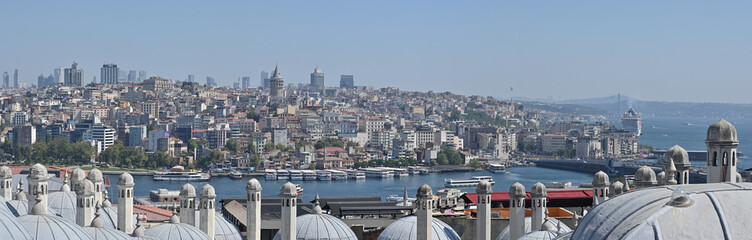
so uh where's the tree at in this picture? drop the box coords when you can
[468,158,481,168]
[223,139,240,154]
[249,154,261,170]
[187,139,200,152]
[436,152,449,165]
[245,107,258,121]
[146,123,155,132]
[315,138,344,149]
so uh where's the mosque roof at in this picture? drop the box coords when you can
[47,190,80,223]
[0,203,33,240]
[496,217,572,240]
[377,216,461,240]
[18,212,93,240]
[144,212,210,240]
[214,214,244,240]
[272,212,357,240]
[572,182,752,240]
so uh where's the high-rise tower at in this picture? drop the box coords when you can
[13,69,19,88]
[101,64,119,84]
[64,62,84,87]
[310,67,325,89]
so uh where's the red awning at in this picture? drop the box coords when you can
[464,189,594,205]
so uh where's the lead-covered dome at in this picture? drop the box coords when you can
[29,163,49,180]
[84,207,132,240]
[144,212,210,240]
[180,184,196,198]
[477,180,492,194]
[592,171,609,188]
[214,215,243,240]
[634,166,657,187]
[0,202,33,240]
[118,172,134,186]
[510,182,526,198]
[272,211,357,240]
[17,207,93,240]
[532,182,547,198]
[707,119,738,143]
[378,216,460,240]
[665,145,690,169]
[280,182,298,197]
[47,187,79,223]
[246,178,262,192]
[0,166,11,179]
[87,168,103,182]
[496,217,572,240]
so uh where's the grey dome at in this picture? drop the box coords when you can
[0,166,11,179]
[118,173,134,186]
[378,216,460,240]
[610,181,624,195]
[496,217,571,240]
[0,195,9,213]
[417,184,433,198]
[71,168,86,182]
[656,172,666,185]
[144,222,211,240]
[592,171,609,188]
[476,180,492,194]
[47,190,79,223]
[531,182,547,198]
[8,199,60,217]
[519,230,559,240]
[552,231,573,240]
[510,182,526,198]
[246,178,262,192]
[74,179,94,195]
[280,182,298,197]
[85,225,131,240]
[706,119,738,143]
[214,215,243,240]
[18,213,93,240]
[132,219,160,240]
[180,184,196,198]
[29,164,49,180]
[665,145,690,169]
[634,166,657,186]
[0,202,33,240]
[272,213,357,240]
[99,203,121,229]
[87,168,103,182]
[200,184,216,198]
[573,182,752,239]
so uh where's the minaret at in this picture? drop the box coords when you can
[666,145,691,184]
[71,168,86,192]
[179,184,197,227]
[416,184,434,240]
[592,171,610,206]
[118,172,135,234]
[476,180,492,240]
[0,166,12,199]
[27,163,50,211]
[246,179,262,240]
[509,182,526,240]
[706,119,739,183]
[75,179,95,227]
[280,182,298,240]
[200,184,216,240]
[531,182,547,231]
[88,168,104,205]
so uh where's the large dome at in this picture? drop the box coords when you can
[215,214,243,240]
[496,217,572,240]
[706,119,738,143]
[98,197,121,229]
[272,212,357,240]
[144,215,211,240]
[378,216,461,240]
[0,204,33,240]
[47,190,80,223]
[8,199,60,217]
[572,182,752,239]
[84,208,132,240]
[17,213,93,240]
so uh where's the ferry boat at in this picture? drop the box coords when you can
[316,170,332,181]
[289,170,304,181]
[264,169,277,180]
[408,166,430,175]
[153,171,210,181]
[392,168,409,178]
[302,170,318,181]
[346,170,366,180]
[277,170,290,180]
[228,171,243,180]
[444,176,495,188]
[328,170,348,180]
[488,163,506,173]
[360,167,394,178]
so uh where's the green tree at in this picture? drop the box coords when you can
[223,139,240,154]
[314,138,344,149]
[249,154,261,169]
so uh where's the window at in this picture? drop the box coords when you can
[733,152,736,166]
[723,152,728,166]
[713,152,718,166]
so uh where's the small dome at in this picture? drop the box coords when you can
[180,184,196,198]
[48,190,79,223]
[634,166,657,187]
[132,218,160,240]
[531,182,547,198]
[592,171,609,187]
[665,145,690,169]
[510,182,526,199]
[519,231,559,240]
[476,180,493,194]
[75,179,95,196]
[18,213,93,240]
[496,217,572,240]
[214,215,244,240]
[0,205,33,240]
[246,178,262,192]
[144,221,211,240]
[118,173,134,186]
[707,119,738,143]
[200,184,216,198]
[87,168,103,182]
[8,199,60,217]
[71,168,86,182]
[29,164,49,180]
[272,213,357,240]
[0,166,11,179]
[656,172,666,185]
[611,181,624,195]
[280,182,298,197]
[84,226,132,240]
[417,184,433,198]
[378,216,461,240]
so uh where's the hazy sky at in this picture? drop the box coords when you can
[1,1,751,103]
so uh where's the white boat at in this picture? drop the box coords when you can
[289,170,303,181]
[444,176,495,188]
[302,170,318,181]
[264,169,277,180]
[488,164,506,173]
[408,166,429,175]
[360,167,393,178]
[277,170,289,180]
[153,171,210,181]
[316,170,332,181]
[328,170,348,180]
[228,171,243,180]
[346,170,366,180]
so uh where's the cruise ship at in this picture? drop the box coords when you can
[488,163,506,173]
[621,107,642,136]
[153,171,210,181]
[444,176,495,188]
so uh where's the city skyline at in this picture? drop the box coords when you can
[1,1,752,103]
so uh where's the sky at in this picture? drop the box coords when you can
[1,1,751,103]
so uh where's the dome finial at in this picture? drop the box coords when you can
[30,194,45,215]
[169,203,180,223]
[102,190,112,208]
[132,214,145,237]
